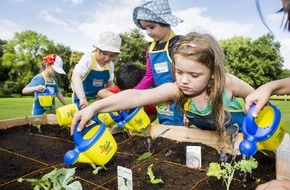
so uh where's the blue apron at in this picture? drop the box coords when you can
[149,32,183,126]
[183,92,246,131]
[73,52,110,105]
[32,72,57,115]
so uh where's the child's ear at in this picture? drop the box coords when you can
[211,74,214,79]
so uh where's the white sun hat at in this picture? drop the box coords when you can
[133,0,183,29]
[94,31,122,53]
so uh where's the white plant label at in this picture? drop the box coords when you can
[186,146,201,168]
[117,166,133,190]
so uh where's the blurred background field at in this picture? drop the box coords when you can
[0,96,289,134]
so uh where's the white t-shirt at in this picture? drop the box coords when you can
[73,52,114,82]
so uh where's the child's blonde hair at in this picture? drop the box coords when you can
[172,32,228,143]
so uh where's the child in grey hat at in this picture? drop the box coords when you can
[132,0,184,126]
[71,31,122,109]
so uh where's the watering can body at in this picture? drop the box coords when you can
[239,103,285,157]
[38,88,55,107]
[56,103,79,126]
[64,117,117,166]
[56,103,123,127]
[117,107,151,132]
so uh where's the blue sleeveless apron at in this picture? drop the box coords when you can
[73,52,110,105]
[32,72,57,115]
[149,32,183,126]
[183,92,246,131]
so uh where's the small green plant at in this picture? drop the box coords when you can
[90,163,108,175]
[137,128,170,161]
[17,167,82,190]
[147,164,164,184]
[26,116,43,133]
[206,157,258,190]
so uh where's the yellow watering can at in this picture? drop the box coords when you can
[239,103,285,157]
[64,116,117,166]
[117,107,151,132]
[56,103,79,126]
[56,103,123,127]
[38,88,54,107]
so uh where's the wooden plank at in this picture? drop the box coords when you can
[144,123,243,154]
[0,114,59,129]
[46,114,58,124]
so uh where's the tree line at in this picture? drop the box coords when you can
[0,29,289,97]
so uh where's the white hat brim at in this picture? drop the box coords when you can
[52,65,66,75]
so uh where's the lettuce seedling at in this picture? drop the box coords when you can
[26,116,42,133]
[207,157,258,190]
[17,167,82,190]
[90,163,108,175]
[147,164,164,184]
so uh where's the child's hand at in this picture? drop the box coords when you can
[79,98,89,109]
[70,105,95,135]
[183,114,190,127]
[36,85,46,92]
[245,89,271,117]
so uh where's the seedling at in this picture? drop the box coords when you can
[137,128,170,161]
[17,167,82,190]
[26,116,42,133]
[90,163,108,175]
[147,164,164,184]
[207,157,258,190]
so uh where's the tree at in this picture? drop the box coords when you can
[1,30,73,95]
[66,51,84,93]
[280,68,290,79]
[2,30,55,94]
[220,34,283,88]
[115,29,148,71]
[0,39,9,82]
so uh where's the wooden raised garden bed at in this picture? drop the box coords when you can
[0,114,279,189]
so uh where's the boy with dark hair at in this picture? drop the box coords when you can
[98,63,157,122]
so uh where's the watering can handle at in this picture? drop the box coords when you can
[73,116,104,145]
[243,103,281,140]
[118,107,141,129]
[109,112,123,122]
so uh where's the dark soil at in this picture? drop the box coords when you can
[0,124,275,190]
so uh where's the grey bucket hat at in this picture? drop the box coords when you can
[133,0,183,29]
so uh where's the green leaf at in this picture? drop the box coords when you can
[206,162,225,179]
[137,151,153,161]
[17,167,82,190]
[235,157,258,173]
[147,164,164,184]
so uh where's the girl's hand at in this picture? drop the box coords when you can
[183,114,190,127]
[79,98,89,109]
[36,85,46,92]
[244,88,271,117]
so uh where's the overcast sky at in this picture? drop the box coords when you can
[1,0,290,68]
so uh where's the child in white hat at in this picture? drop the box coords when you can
[22,54,67,115]
[71,31,122,109]
[132,0,184,126]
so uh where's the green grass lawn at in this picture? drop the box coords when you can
[0,96,289,133]
[0,96,72,120]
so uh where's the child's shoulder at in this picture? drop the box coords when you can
[33,73,45,80]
